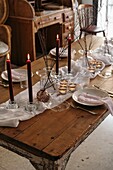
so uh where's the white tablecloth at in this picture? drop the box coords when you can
[0,59,112,127]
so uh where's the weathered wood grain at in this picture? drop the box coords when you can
[0,35,111,170]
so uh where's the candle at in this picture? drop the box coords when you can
[68,34,71,73]
[56,34,60,75]
[6,54,14,102]
[27,54,33,103]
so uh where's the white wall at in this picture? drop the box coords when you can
[82,0,93,4]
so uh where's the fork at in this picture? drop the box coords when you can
[0,81,9,88]
[70,102,98,115]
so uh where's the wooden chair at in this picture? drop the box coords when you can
[0,24,11,57]
[0,0,11,75]
[77,4,105,39]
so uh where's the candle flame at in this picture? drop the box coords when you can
[69,34,71,38]
[69,26,72,30]
[7,53,10,60]
[27,54,30,60]
[56,34,59,39]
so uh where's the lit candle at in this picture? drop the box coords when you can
[56,34,60,75]
[27,54,33,103]
[68,34,71,73]
[6,54,14,102]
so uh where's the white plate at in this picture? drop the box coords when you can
[72,88,109,106]
[1,69,33,82]
[50,47,68,58]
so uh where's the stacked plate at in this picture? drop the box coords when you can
[50,47,68,58]
[1,69,33,82]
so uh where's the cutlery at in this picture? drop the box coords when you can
[70,102,98,115]
[93,85,113,96]
[0,81,9,88]
[76,106,98,115]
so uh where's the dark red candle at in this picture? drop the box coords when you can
[6,54,14,102]
[56,34,60,75]
[27,54,33,103]
[68,34,71,73]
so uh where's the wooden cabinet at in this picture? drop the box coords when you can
[62,9,74,46]
[7,0,75,66]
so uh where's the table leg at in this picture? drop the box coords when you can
[0,138,73,170]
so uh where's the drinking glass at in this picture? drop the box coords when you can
[76,74,90,90]
[20,74,28,89]
[36,69,47,89]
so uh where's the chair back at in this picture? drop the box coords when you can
[0,0,10,51]
[78,4,95,29]
[0,0,11,78]
[0,0,9,24]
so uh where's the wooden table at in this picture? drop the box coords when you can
[0,36,113,170]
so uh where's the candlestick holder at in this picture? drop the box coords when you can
[25,101,37,113]
[54,72,62,81]
[55,74,62,79]
[6,100,18,109]
[66,72,73,80]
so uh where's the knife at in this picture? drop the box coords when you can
[77,106,98,115]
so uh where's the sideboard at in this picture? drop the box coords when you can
[7,0,77,66]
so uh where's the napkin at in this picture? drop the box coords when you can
[78,92,102,105]
[78,92,113,115]
[101,97,113,116]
